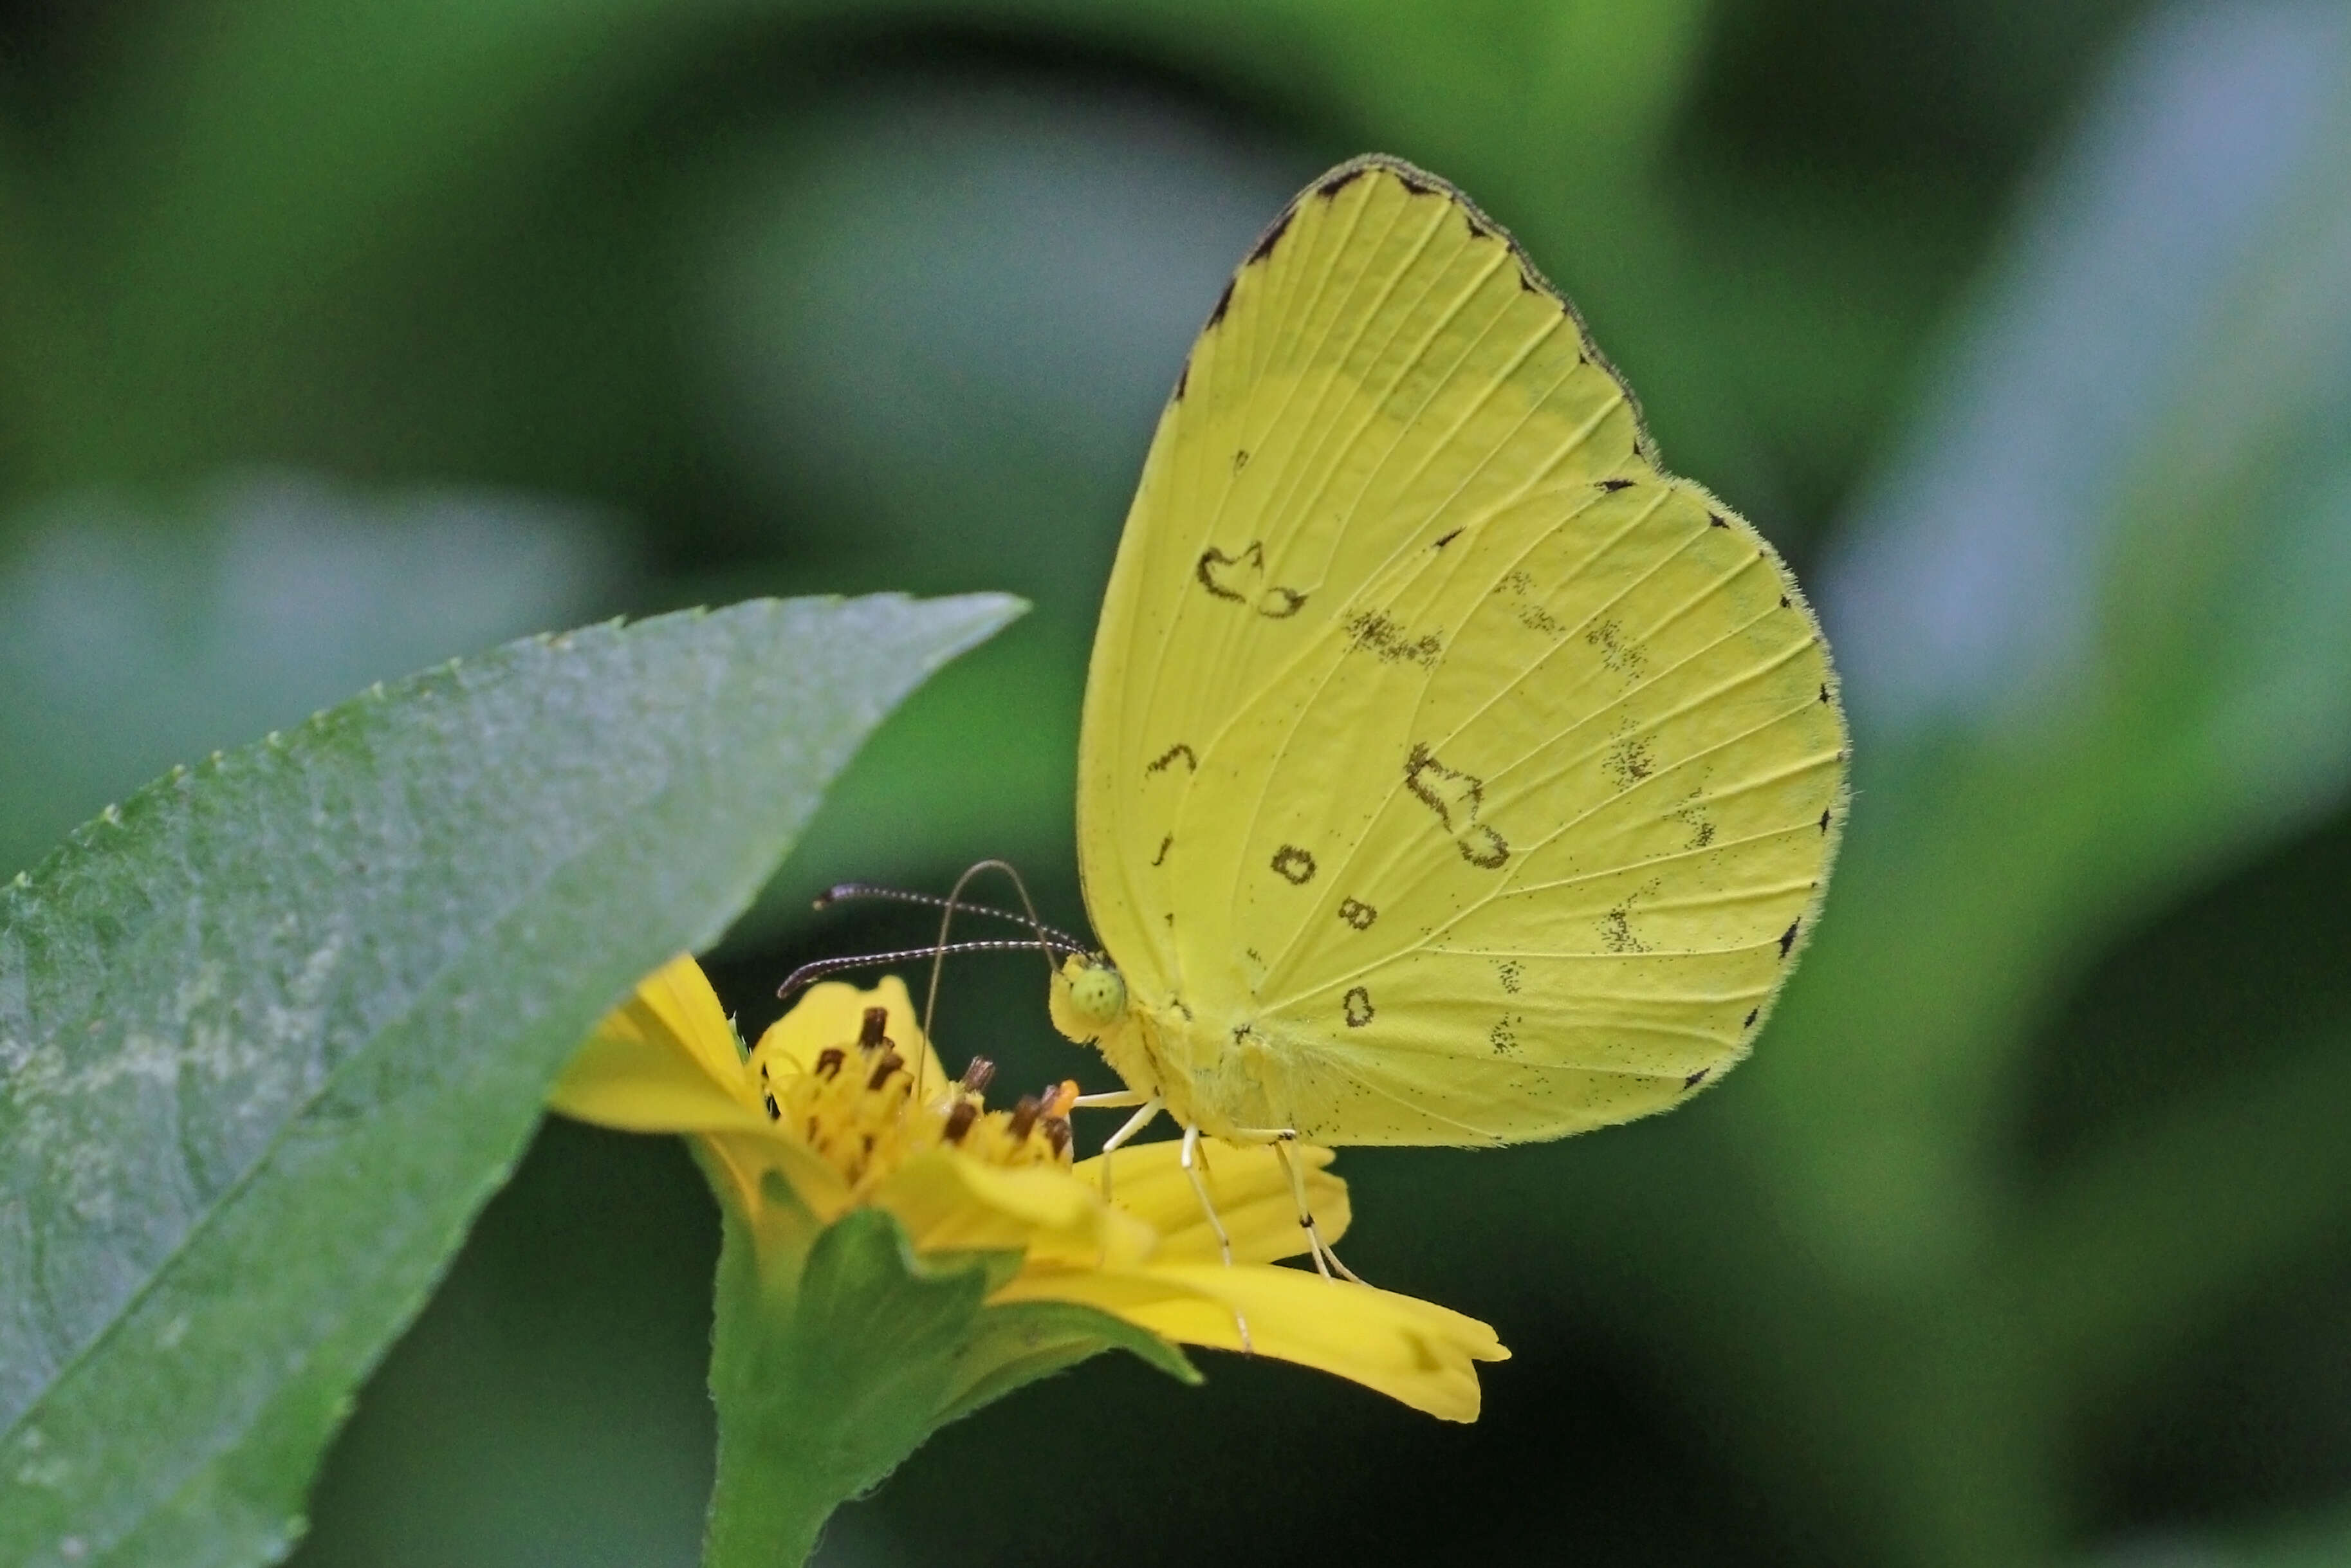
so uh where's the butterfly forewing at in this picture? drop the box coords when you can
[1074,157,1847,1145]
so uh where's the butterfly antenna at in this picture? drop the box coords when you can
[816,883,1089,953]
[917,862,1066,1103]
[775,939,1083,1004]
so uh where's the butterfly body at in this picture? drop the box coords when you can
[1054,156,1847,1150]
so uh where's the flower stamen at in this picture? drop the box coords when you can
[755,1006,1087,1190]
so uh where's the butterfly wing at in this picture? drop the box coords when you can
[1075,157,1847,1145]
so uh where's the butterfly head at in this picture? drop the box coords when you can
[1049,951,1129,1041]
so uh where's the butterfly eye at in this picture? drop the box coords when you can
[1068,961,1128,1026]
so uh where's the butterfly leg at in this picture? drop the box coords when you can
[1085,1093,1164,1206]
[1179,1123,1237,1266]
[1177,1123,1253,1353]
[1072,1089,1154,1107]
[1270,1137,1365,1285]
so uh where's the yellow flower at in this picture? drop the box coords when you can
[553,955,1508,1421]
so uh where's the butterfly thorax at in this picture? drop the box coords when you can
[1049,954,1282,1139]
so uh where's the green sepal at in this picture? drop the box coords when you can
[703,1208,993,1568]
[698,1204,1199,1567]
[937,1299,1201,1429]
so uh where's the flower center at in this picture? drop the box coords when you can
[755,1005,1079,1194]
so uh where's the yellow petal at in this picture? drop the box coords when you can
[871,1150,1155,1267]
[751,975,950,1092]
[550,955,766,1132]
[996,1264,1507,1423]
[1073,1140,1349,1264]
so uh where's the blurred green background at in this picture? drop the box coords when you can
[6,0,2351,1563]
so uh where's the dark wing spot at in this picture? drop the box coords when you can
[1780,594,1791,609]
[1683,1069,1709,1090]
[1271,845,1318,885]
[1338,898,1378,931]
[1670,802,1717,850]
[1345,610,1442,667]
[1488,1017,1517,1053]
[1778,920,1801,959]
[1401,742,1457,827]
[1516,602,1563,637]
[1258,586,1309,619]
[1518,268,1540,293]
[1432,527,1462,549]
[1708,513,1728,529]
[1150,835,1172,868]
[1598,477,1635,492]
[1599,907,1648,954]
[1742,1008,1759,1028]
[1197,541,1306,617]
[1393,167,1438,196]
[1585,620,1649,678]
[1196,545,1252,602]
[1403,743,1459,826]
[1461,827,1509,869]
[1343,986,1375,1028]
[1147,743,1197,775]
[1233,448,1251,472]
[1819,684,1832,705]
[1603,732,1657,789]
[1174,359,1190,400]
[1405,742,1512,869]
[1818,808,1832,834]
[1316,165,1369,198]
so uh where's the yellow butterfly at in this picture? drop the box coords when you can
[1047,156,1848,1224]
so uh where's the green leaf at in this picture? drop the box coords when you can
[0,591,1021,1568]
